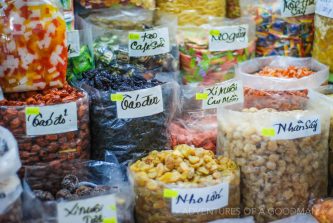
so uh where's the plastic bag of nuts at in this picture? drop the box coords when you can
[0,85,90,169]
[0,175,23,223]
[217,98,330,222]
[235,56,329,111]
[23,160,134,223]
[129,144,240,223]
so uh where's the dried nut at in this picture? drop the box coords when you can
[56,189,72,200]
[61,174,79,193]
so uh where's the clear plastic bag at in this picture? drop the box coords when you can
[235,56,329,111]
[78,0,155,10]
[0,175,23,223]
[23,159,134,223]
[178,16,256,85]
[217,97,330,222]
[0,127,21,180]
[79,8,179,77]
[0,0,67,92]
[129,145,240,223]
[240,0,315,57]
[77,70,180,164]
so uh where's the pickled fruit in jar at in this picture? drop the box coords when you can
[0,0,67,93]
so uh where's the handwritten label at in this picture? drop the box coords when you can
[316,0,333,18]
[67,30,80,58]
[115,85,164,119]
[57,194,117,223]
[128,27,170,57]
[168,183,229,214]
[25,102,78,136]
[209,25,249,52]
[0,87,4,100]
[262,115,321,140]
[281,0,316,17]
[200,80,244,109]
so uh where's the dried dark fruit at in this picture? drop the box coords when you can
[33,190,55,201]
[56,189,72,200]
[61,175,79,193]
[75,185,93,197]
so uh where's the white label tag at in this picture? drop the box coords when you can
[316,0,333,18]
[167,183,229,214]
[0,87,4,100]
[57,194,118,223]
[280,0,316,17]
[128,27,170,57]
[67,30,80,58]
[115,85,164,119]
[199,80,244,110]
[25,102,78,136]
[209,25,249,52]
[261,114,321,140]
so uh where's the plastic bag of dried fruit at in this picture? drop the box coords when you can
[79,8,179,77]
[240,0,315,57]
[77,68,180,165]
[0,85,90,170]
[0,0,67,93]
[235,56,329,111]
[0,175,24,223]
[22,159,134,223]
[217,94,330,223]
[0,127,21,179]
[178,16,256,85]
[129,145,241,223]
[77,0,155,10]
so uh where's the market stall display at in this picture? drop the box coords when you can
[77,68,178,164]
[217,99,330,222]
[23,160,133,223]
[129,144,240,223]
[0,85,90,167]
[80,8,178,77]
[235,56,329,111]
[178,17,256,85]
[78,0,155,10]
[240,0,315,57]
[156,0,226,25]
[0,0,67,92]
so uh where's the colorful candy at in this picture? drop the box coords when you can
[0,0,68,92]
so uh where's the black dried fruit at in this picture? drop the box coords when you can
[33,190,55,201]
[56,189,72,200]
[61,174,79,193]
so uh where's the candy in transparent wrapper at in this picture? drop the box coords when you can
[0,127,21,180]
[217,96,330,223]
[78,0,155,10]
[0,175,23,223]
[178,16,256,85]
[0,0,68,92]
[129,145,241,223]
[240,0,315,57]
[23,160,134,223]
[79,8,179,77]
[235,56,329,111]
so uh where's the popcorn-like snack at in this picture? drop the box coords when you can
[0,0,67,92]
[130,145,240,223]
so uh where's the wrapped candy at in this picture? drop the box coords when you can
[0,0,67,93]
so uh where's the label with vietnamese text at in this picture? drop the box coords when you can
[57,194,117,223]
[281,0,315,17]
[115,85,164,119]
[200,80,244,109]
[128,27,170,57]
[25,102,78,136]
[261,114,321,140]
[209,25,249,52]
[316,0,333,18]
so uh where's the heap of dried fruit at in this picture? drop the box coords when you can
[257,66,314,79]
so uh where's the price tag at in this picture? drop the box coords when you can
[262,114,321,140]
[166,183,229,214]
[115,85,164,119]
[200,80,244,109]
[209,25,249,52]
[25,102,78,136]
[316,0,333,18]
[128,27,170,57]
[67,30,80,58]
[281,0,316,17]
[57,194,118,223]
